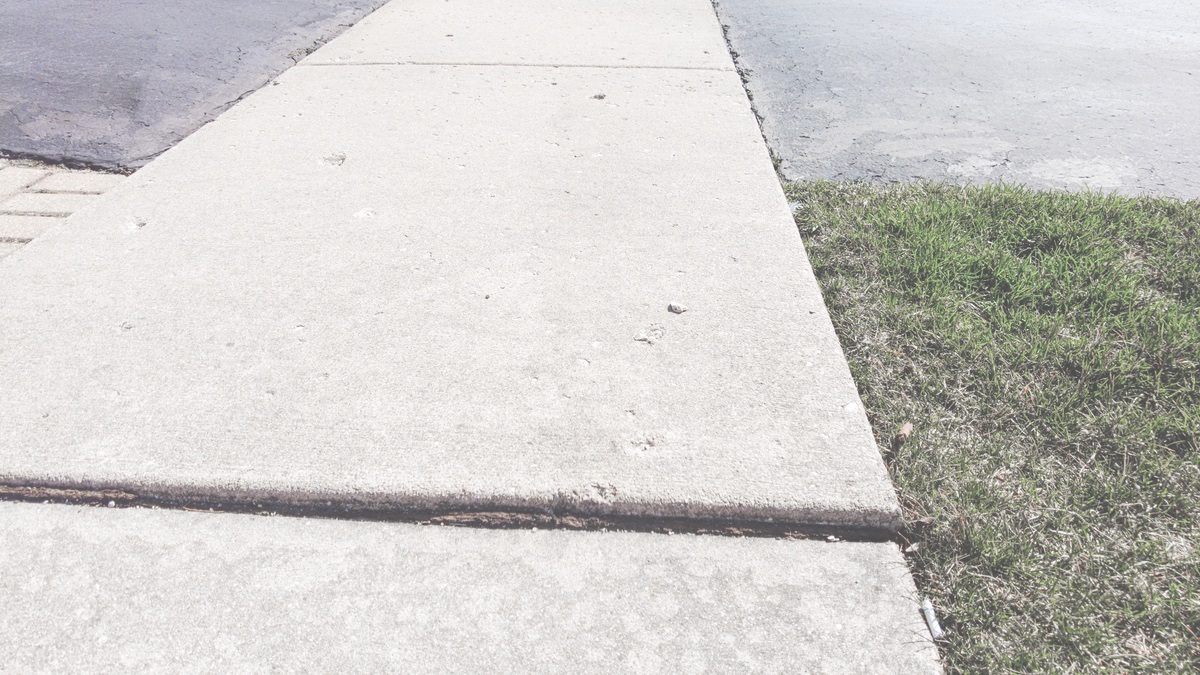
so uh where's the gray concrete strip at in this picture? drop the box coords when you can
[715,0,1200,198]
[302,0,732,69]
[0,60,896,528]
[0,501,940,672]
[0,0,389,170]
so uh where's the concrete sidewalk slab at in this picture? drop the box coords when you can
[0,501,940,671]
[0,61,895,527]
[303,0,732,68]
[0,0,899,529]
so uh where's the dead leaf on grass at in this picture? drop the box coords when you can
[891,421,915,452]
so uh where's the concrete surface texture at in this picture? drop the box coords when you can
[0,159,126,259]
[715,0,1200,198]
[0,502,939,671]
[0,0,899,528]
[0,0,387,171]
[302,0,732,67]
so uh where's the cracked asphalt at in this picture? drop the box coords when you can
[0,0,387,171]
[715,0,1200,199]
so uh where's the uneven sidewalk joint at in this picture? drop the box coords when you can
[0,484,896,542]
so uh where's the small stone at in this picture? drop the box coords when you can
[667,303,687,314]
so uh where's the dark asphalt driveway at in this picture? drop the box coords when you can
[1,0,385,171]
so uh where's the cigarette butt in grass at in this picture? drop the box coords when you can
[891,422,914,452]
[921,597,945,640]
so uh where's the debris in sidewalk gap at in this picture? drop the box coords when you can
[921,598,945,639]
[667,302,688,314]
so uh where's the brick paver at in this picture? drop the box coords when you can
[33,171,126,194]
[0,162,124,254]
[0,166,49,199]
[0,214,63,241]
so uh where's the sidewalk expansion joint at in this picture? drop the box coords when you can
[27,189,106,196]
[0,483,898,544]
[299,61,734,71]
[0,210,72,218]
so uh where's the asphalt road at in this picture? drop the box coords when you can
[0,0,386,171]
[715,0,1200,199]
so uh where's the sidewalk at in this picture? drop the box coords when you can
[0,0,939,668]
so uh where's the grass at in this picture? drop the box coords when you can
[786,181,1200,672]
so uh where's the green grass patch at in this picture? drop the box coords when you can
[787,181,1200,672]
